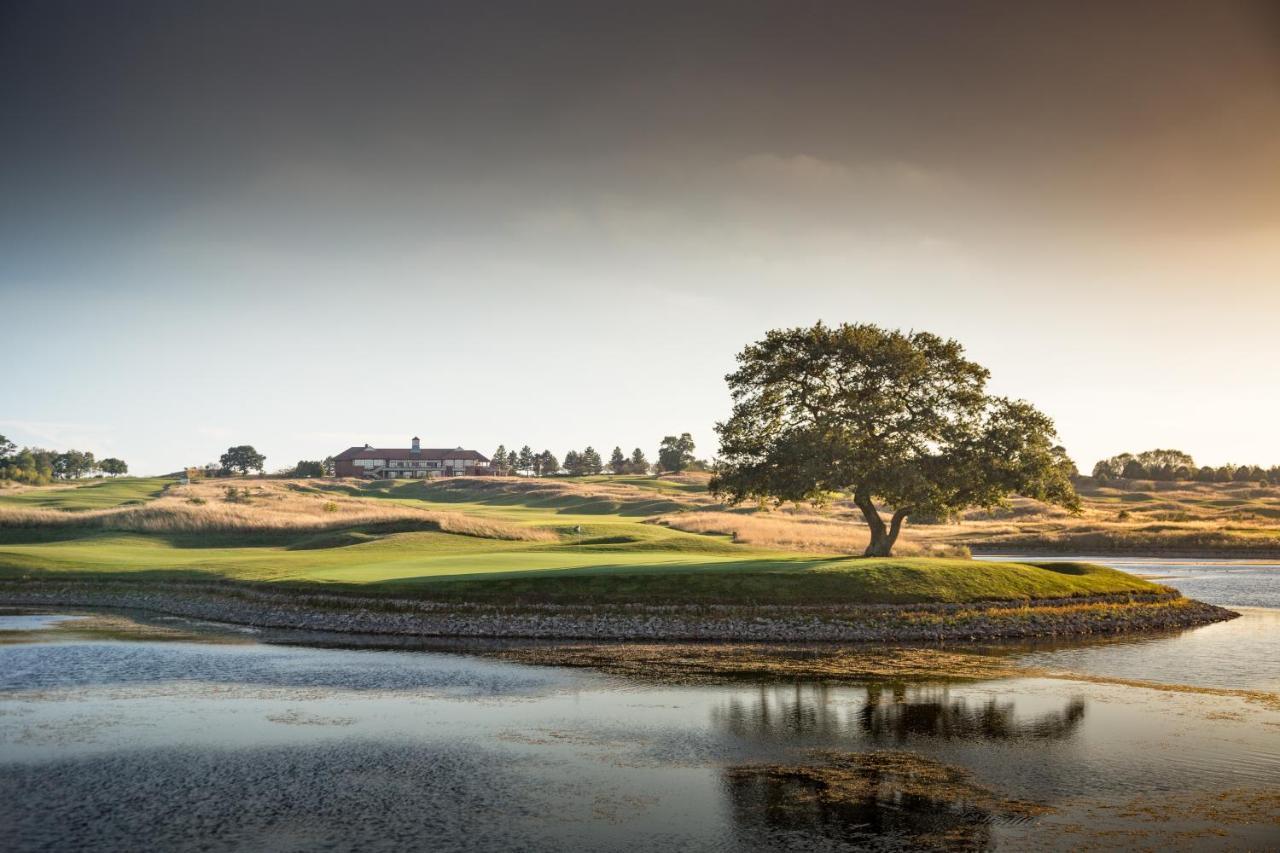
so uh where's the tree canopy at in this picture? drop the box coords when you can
[536,450,559,476]
[657,433,696,473]
[52,450,96,479]
[220,445,266,475]
[711,322,1080,556]
[580,446,604,475]
[1093,449,1196,481]
[517,446,536,475]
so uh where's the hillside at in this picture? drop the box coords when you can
[0,477,172,511]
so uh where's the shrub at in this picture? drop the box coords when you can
[223,486,251,504]
[322,501,339,513]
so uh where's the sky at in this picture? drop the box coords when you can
[2,0,1278,475]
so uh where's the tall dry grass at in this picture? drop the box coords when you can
[0,480,552,541]
[660,511,871,552]
[656,510,968,557]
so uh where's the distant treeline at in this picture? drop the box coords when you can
[0,435,127,484]
[1092,449,1280,484]
[490,434,707,477]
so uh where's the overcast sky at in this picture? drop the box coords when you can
[2,0,1278,474]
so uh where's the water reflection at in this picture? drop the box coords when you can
[860,685,1086,743]
[724,749,1043,851]
[713,683,1086,745]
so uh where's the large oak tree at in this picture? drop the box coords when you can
[220,445,266,476]
[711,323,1079,556]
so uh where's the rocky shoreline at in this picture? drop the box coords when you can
[0,579,1237,642]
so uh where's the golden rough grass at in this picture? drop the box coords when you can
[0,480,552,541]
[710,480,1280,555]
[658,511,871,552]
[656,510,967,557]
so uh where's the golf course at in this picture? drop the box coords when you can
[0,473,1238,644]
[0,474,1164,602]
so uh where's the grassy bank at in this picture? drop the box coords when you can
[0,477,173,510]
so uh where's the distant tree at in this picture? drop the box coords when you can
[505,450,518,474]
[657,433,696,473]
[293,460,324,478]
[99,458,128,477]
[1234,465,1258,483]
[581,446,604,475]
[1095,449,1197,482]
[1135,449,1196,481]
[628,448,650,475]
[563,450,583,476]
[711,322,1079,556]
[0,435,14,462]
[1120,459,1147,480]
[537,450,560,476]
[1268,466,1280,485]
[491,445,508,475]
[321,456,336,477]
[2,447,52,484]
[1215,465,1236,483]
[1195,466,1217,483]
[609,446,626,475]
[517,445,535,476]
[220,445,266,476]
[1091,453,1134,481]
[53,450,95,479]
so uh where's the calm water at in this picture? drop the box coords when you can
[980,554,1280,608]
[981,555,1280,691]
[1,558,1277,851]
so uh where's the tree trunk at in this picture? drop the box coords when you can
[855,492,910,557]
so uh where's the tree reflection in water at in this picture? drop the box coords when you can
[713,683,1086,745]
[860,685,1086,743]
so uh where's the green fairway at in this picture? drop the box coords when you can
[319,477,698,521]
[0,529,1162,605]
[0,477,174,511]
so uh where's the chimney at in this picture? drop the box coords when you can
[411,436,421,452]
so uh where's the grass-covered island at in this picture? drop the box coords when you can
[0,475,1235,641]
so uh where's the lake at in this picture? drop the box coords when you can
[2,557,1277,851]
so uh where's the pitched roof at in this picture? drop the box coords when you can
[334,446,489,462]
